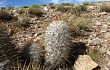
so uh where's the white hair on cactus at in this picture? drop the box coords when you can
[45,21,71,68]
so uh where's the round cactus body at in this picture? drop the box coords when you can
[45,21,71,68]
[22,43,43,65]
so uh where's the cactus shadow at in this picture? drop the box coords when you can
[0,28,20,70]
[66,42,87,68]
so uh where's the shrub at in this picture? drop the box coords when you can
[57,5,70,12]
[73,5,86,16]
[7,6,14,10]
[100,4,110,12]
[74,17,91,29]
[87,48,102,61]
[61,3,74,6]
[15,17,30,28]
[17,8,26,14]
[0,10,14,21]
[22,6,29,8]
[42,4,47,6]
[83,2,90,5]
[32,4,40,8]
[28,5,43,17]
[74,5,86,12]
[57,3,74,12]
[50,5,56,9]
[49,3,54,6]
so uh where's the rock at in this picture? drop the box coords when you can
[74,55,98,70]
[107,22,110,25]
[88,39,101,46]
[98,12,107,15]
[100,29,108,33]
[99,45,107,53]
[104,32,110,39]
[87,6,97,11]
[100,24,109,33]
[96,21,102,26]
[106,49,110,55]
[107,16,110,19]
[43,6,49,12]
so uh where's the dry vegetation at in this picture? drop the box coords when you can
[0,2,110,70]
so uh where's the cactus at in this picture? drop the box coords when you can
[22,43,44,66]
[44,21,71,68]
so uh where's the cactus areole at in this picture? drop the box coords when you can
[45,21,71,67]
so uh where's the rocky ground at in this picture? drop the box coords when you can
[0,1,110,70]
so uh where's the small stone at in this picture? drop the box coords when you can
[104,33,110,39]
[96,21,102,26]
[74,55,98,70]
[99,12,107,15]
[106,49,110,55]
[100,28,108,33]
[100,24,109,33]
[108,16,110,19]
[107,22,110,25]
[89,39,101,46]
[99,46,107,53]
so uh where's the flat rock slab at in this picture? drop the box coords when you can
[74,55,98,70]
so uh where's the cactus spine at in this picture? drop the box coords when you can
[45,21,71,68]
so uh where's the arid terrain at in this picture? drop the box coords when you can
[0,1,110,70]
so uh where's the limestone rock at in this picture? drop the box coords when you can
[74,55,98,70]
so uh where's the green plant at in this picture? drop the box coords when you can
[32,4,40,8]
[67,5,86,16]
[42,4,47,6]
[57,5,69,12]
[49,3,54,6]
[74,17,91,29]
[7,6,14,10]
[17,8,26,14]
[61,2,74,6]
[74,5,86,12]
[22,6,29,8]
[87,49,101,61]
[15,17,30,28]
[57,3,74,12]
[100,4,110,12]
[83,2,90,5]
[0,10,14,21]
[28,5,43,17]
[50,5,56,9]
